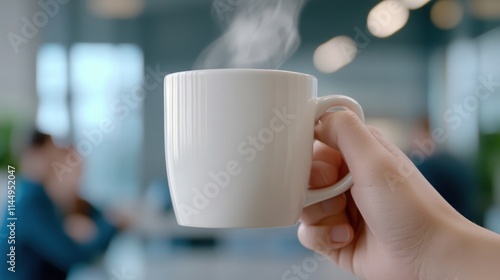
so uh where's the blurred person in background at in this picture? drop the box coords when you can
[0,130,123,280]
[411,118,476,221]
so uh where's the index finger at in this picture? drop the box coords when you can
[314,110,395,177]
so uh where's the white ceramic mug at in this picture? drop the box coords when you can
[164,69,364,228]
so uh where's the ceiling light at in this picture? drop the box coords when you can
[87,0,144,19]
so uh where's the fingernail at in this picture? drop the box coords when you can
[330,225,351,243]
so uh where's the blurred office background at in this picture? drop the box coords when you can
[0,0,499,279]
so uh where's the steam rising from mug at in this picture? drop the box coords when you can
[195,0,305,69]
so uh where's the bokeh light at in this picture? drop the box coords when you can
[430,0,464,30]
[400,0,431,10]
[367,0,410,38]
[87,0,144,19]
[313,36,357,73]
[470,0,500,20]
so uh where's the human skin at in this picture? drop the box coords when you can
[299,110,500,280]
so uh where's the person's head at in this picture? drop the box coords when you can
[20,130,61,182]
[20,129,83,206]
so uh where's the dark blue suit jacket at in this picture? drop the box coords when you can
[0,179,116,280]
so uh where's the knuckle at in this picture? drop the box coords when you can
[368,155,397,176]
[367,125,383,136]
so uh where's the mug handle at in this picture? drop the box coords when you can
[304,95,365,207]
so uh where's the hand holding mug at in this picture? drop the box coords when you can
[299,110,500,280]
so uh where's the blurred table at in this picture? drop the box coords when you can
[69,201,358,280]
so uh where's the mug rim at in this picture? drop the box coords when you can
[164,68,316,80]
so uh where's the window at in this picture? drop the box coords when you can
[36,43,144,205]
[36,44,69,139]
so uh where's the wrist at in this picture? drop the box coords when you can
[420,218,500,280]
